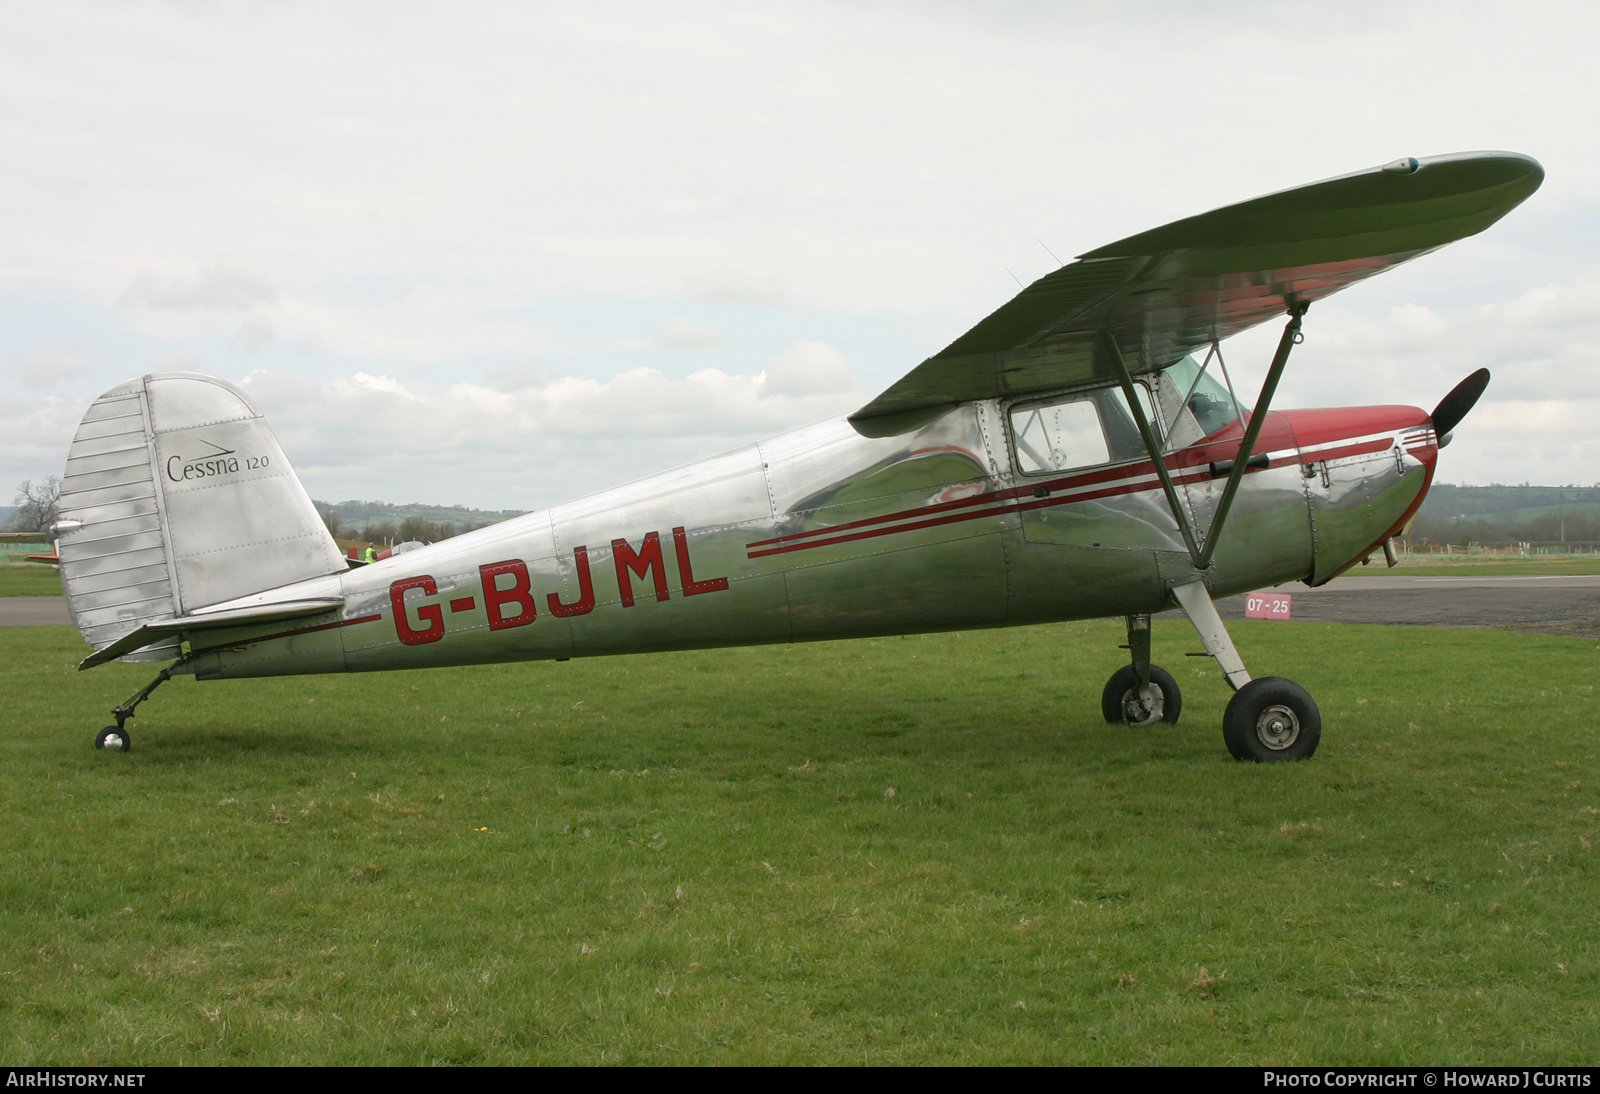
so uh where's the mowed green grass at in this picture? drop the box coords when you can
[2,621,1597,1065]
[0,563,62,596]
[1349,555,1600,578]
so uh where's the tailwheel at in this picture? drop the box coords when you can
[1101,664,1182,727]
[92,660,185,753]
[95,726,131,752]
[1223,677,1320,762]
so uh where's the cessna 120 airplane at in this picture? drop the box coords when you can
[54,151,1542,761]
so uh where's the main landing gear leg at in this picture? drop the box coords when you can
[94,661,184,753]
[1168,580,1320,761]
[1102,613,1182,726]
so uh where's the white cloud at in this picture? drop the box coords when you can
[683,267,788,305]
[118,256,283,357]
[0,392,95,479]
[238,345,864,509]
[12,348,92,388]
[118,256,278,313]
[1386,303,1447,342]
[339,372,417,398]
[147,353,209,374]
[761,339,854,398]
[232,310,276,354]
[651,317,726,349]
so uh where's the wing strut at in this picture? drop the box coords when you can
[1103,301,1310,573]
[1103,333,1203,563]
[1196,301,1308,570]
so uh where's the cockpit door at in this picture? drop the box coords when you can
[1006,383,1190,554]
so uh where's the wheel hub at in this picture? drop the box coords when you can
[1122,687,1164,726]
[1255,704,1301,750]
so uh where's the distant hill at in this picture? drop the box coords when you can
[1411,485,1600,544]
[312,498,530,547]
[313,499,527,527]
[1417,484,1600,518]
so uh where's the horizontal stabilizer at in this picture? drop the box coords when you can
[852,151,1543,424]
[78,597,344,670]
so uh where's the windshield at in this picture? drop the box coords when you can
[1160,355,1240,438]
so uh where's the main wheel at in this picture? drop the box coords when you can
[1101,664,1182,726]
[1223,677,1320,761]
[94,726,131,752]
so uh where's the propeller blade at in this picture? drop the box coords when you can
[1431,368,1491,438]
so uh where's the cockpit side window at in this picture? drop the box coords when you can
[1008,383,1157,476]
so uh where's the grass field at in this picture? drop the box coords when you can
[0,563,61,596]
[1451,503,1600,526]
[1345,554,1600,578]
[2,620,1597,1065]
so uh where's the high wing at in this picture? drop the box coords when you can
[850,151,1543,428]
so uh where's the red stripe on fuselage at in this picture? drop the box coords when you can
[747,458,1238,559]
[747,408,1429,561]
[745,436,1277,555]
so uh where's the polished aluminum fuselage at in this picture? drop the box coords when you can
[180,397,1437,681]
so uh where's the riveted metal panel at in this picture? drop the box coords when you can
[57,373,348,663]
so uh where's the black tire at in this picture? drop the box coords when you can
[1223,677,1320,761]
[1101,664,1182,726]
[94,726,131,753]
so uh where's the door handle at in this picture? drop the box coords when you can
[1208,453,1269,478]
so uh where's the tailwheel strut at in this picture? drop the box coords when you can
[95,658,190,753]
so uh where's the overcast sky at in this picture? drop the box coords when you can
[3,1,1596,512]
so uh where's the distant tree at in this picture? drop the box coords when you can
[322,509,344,538]
[363,520,398,545]
[5,477,61,533]
[398,516,431,543]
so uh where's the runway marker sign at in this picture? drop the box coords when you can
[1246,592,1293,620]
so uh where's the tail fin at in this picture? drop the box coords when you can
[57,372,347,663]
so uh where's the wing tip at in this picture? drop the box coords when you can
[1080,149,1544,262]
